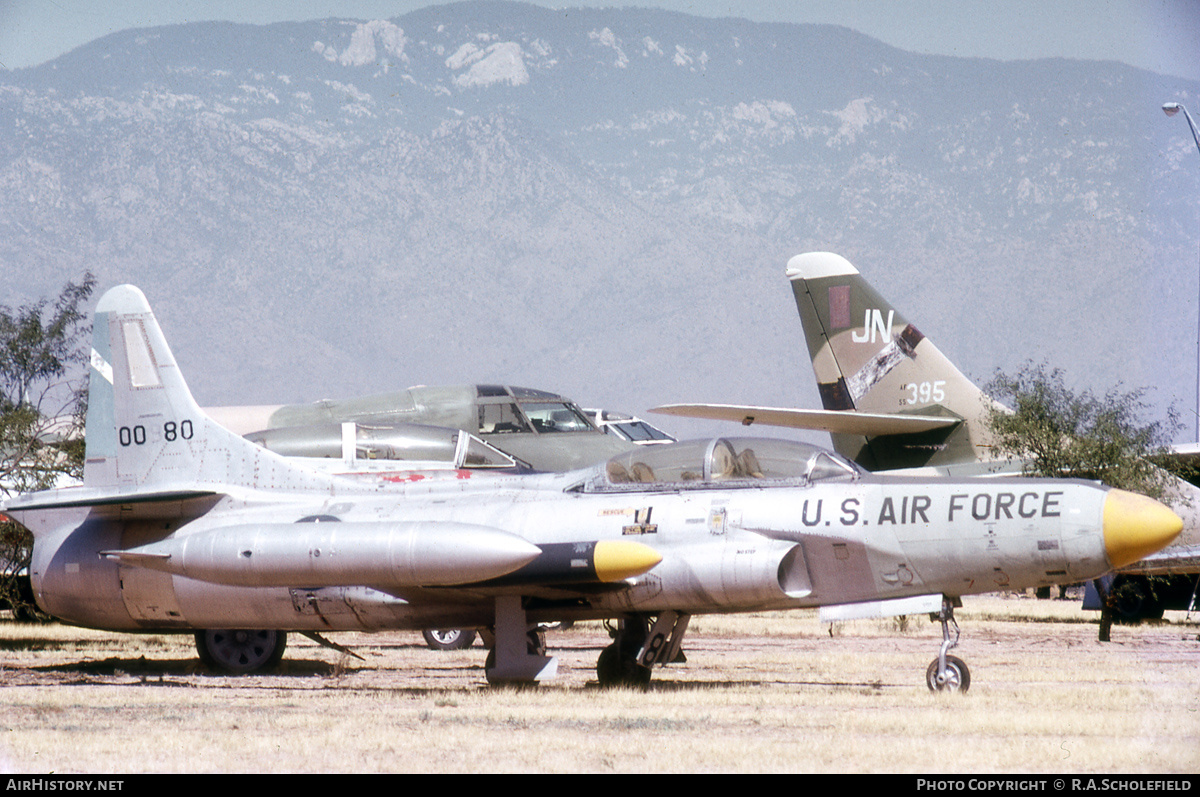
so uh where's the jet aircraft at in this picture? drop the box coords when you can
[1,285,1183,691]
[654,252,1200,619]
[22,380,672,653]
[205,385,662,473]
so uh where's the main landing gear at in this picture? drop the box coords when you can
[195,629,287,674]
[597,611,690,689]
[926,597,970,693]
[481,602,692,688]
[597,616,652,688]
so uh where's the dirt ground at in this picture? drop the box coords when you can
[0,593,1197,773]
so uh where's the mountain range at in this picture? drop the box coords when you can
[2,1,1199,442]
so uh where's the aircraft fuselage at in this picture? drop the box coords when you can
[24,470,1116,634]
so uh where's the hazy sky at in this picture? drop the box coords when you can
[2,0,1199,81]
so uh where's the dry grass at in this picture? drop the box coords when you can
[0,593,1197,773]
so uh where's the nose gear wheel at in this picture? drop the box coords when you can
[926,597,970,693]
[926,654,970,692]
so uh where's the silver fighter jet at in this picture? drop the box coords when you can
[2,285,1183,691]
[654,252,1200,621]
[206,385,644,473]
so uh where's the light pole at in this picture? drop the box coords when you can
[1163,102,1200,151]
[1163,102,1200,443]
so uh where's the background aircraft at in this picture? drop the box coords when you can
[653,252,1200,620]
[1,284,1182,690]
[205,385,674,474]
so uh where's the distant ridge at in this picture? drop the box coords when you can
[1,1,1197,442]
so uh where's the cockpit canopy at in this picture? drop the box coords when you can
[245,422,523,469]
[583,437,863,491]
[474,385,596,435]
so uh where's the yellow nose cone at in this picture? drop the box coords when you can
[593,540,663,582]
[1103,489,1183,569]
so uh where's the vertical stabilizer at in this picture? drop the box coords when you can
[84,285,334,494]
[787,253,1003,470]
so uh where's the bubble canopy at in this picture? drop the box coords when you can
[582,437,864,491]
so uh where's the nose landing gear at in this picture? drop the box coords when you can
[926,597,970,693]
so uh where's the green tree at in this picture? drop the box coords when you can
[0,273,96,620]
[985,363,1183,500]
[984,363,1187,641]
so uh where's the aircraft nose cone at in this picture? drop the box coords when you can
[592,540,663,582]
[1102,489,1183,569]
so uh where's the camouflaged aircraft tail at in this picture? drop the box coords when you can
[787,252,1005,471]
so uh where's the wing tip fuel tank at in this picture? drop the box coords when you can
[1103,489,1184,569]
[103,521,543,588]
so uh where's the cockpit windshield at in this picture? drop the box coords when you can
[521,402,593,433]
[474,386,597,436]
[585,437,862,491]
[478,403,531,434]
[610,420,674,442]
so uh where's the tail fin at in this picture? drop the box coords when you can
[84,285,333,494]
[787,252,1003,471]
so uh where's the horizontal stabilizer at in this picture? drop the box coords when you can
[5,486,220,514]
[650,403,960,436]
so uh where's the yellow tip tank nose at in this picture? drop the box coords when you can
[592,540,663,582]
[1102,489,1183,569]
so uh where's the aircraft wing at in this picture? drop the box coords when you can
[650,403,961,436]
[1119,543,1200,576]
[1154,442,1200,471]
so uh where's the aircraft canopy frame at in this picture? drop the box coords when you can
[582,437,863,493]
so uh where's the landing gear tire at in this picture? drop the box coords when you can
[596,615,653,689]
[195,629,287,674]
[596,643,652,689]
[926,655,970,693]
[422,628,477,650]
